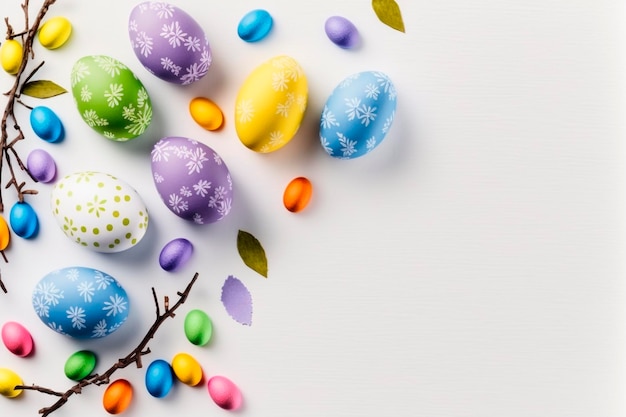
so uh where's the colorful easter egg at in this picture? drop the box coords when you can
[32,266,130,339]
[51,171,149,253]
[159,238,193,271]
[235,55,308,153]
[320,71,397,159]
[64,350,97,380]
[324,16,360,49]
[103,379,133,414]
[184,309,212,346]
[27,148,57,183]
[129,1,212,84]
[145,359,174,398]
[0,368,23,398]
[9,201,38,239]
[151,137,233,224]
[207,375,242,410]
[0,40,22,75]
[71,55,152,141]
[38,16,72,49]
[189,97,223,131]
[1,321,34,357]
[30,106,64,142]
[283,176,312,213]
[237,9,273,42]
[171,352,203,386]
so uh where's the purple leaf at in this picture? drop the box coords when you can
[221,275,253,326]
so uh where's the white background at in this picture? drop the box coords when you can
[0,0,624,416]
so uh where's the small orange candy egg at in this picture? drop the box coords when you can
[189,97,224,131]
[0,215,10,251]
[283,176,312,213]
[103,379,133,414]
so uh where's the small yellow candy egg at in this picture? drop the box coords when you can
[0,368,23,398]
[189,97,224,131]
[0,40,23,75]
[38,16,72,49]
[171,352,203,386]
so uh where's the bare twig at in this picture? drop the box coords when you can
[17,272,200,416]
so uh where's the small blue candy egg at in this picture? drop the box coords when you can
[324,16,360,49]
[27,149,57,183]
[159,238,193,272]
[30,106,64,143]
[9,201,39,239]
[237,9,273,42]
[145,359,174,398]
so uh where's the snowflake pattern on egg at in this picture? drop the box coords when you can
[319,71,397,159]
[32,267,130,339]
[128,1,212,85]
[151,137,233,224]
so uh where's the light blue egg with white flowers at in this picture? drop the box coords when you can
[32,267,130,339]
[319,71,397,159]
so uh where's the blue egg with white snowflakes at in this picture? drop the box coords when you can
[319,71,397,159]
[32,267,130,339]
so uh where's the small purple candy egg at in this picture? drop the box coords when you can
[324,16,360,49]
[159,238,193,271]
[27,149,56,183]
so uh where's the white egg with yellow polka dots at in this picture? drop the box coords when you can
[51,171,149,253]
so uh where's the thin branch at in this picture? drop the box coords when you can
[17,272,200,416]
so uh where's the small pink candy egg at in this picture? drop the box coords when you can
[207,375,242,410]
[1,321,34,357]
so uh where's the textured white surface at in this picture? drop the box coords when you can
[0,0,623,416]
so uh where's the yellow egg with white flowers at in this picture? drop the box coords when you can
[235,55,308,153]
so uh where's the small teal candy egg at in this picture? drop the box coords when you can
[320,71,397,159]
[32,267,130,339]
[145,359,174,398]
[237,9,273,42]
[27,148,57,183]
[10,201,39,239]
[30,106,64,143]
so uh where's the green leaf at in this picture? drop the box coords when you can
[372,0,406,33]
[237,230,268,278]
[21,80,67,98]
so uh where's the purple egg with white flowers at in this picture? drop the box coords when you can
[129,1,212,85]
[151,137,233,224]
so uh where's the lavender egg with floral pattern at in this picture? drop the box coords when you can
[129,1,212,85]
[151,137,233,224]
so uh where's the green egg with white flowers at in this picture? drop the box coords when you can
[71,55,152,141]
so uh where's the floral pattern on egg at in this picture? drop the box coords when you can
[128,1,212,85]
[151,137,233,224]
[51,171,149,253]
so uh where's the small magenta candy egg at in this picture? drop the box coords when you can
[145,359,174,398]
[159,238,193,272]
[64,350,97,381]
[207,375,242,410]
[238,9,273,42]
[27,149,56,183]
[103,379,133,414]
[184,309,213,346]
[0,368,23,398]
[283,176,312,213]
[9,201,38,239]
[30,106,64,143]
[171,352,203,386]
[189,97,224,131]
[324,16,360,49]
[1,321,34,357]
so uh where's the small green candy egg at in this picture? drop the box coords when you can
[64,350,97,381]
[184,309,213,346]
